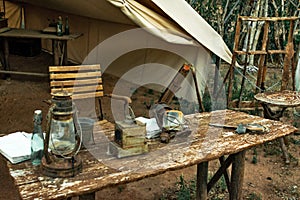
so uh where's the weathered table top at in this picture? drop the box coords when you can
[0,28,82,40]
[7,110,297,199]
[255,90,300,107]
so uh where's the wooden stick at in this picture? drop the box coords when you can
[191,67,205,112]
[0,70,48,77]
[207,155,233,193]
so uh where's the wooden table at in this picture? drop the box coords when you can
[255,90,300,163]
[0,28,82,77]
[6,110,297,200]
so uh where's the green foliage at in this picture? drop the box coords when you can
[176,175,196,200]
[186,0,299,53]
[295,30,300,44]
[117,185,125,193]
[263,141,282,156]
[252,148,258,164]
[290,137,300,145]
[229,69,255,102]
[247,192,262,200]
[160,173,230,199]
[202,89,212,111]
[147,89,154,95]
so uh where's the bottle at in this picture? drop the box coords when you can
[31,110,44,166]
[64,16,70,35]
[56,16,63,36]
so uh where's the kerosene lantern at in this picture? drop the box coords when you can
[41,90,82,177]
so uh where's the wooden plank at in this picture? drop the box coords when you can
[235,50,286,55]
[239,16,299,22]
[0,70,48,77]
[51,85,103,94]
[268,50,287,54]
[234,50,267,55]
[50,78,102,87]
[50,71,101,79]
[49,65,101,72]
[0,28,83,40]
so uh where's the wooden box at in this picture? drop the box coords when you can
[108,141,148,158]
[108,121,148,158]
[114,121,146,148]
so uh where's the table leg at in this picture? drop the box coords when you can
[279,137,290,164]
[230,150,246,200]
[63,41,68,65]
[196,161,208,200]
[52,40,59,65]
[0,38,10,79]
[261,103,290,164]
[207,155,233,193]
[3,38,9,71]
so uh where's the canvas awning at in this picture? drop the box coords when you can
[108,0,232,64]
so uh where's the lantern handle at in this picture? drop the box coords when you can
[72,107,82,156]
[44,105,55,164]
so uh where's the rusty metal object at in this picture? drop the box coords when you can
[42,91,82,177]
[209,123,268,134]
[41,156,82,178]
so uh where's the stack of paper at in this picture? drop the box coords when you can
[135,117,161,139]
[0,132,32,164]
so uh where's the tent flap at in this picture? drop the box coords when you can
[151,0,232,64]
[107,0,199,46]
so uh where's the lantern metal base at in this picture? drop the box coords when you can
[41,156,82,178]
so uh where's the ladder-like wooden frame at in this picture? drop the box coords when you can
[224,15,298,108]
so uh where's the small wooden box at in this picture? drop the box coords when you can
[114,121,146,148]
[109,121,148,158]
[108,141,148,158]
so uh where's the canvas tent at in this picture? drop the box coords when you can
[5,0,232,112]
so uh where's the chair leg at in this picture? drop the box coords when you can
[97,98,104,120]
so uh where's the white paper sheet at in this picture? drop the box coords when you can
[135,117,161,139]
[0,132,32,164]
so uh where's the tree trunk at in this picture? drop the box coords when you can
[249,0,268,66]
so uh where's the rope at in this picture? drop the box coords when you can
[234,67,281,92]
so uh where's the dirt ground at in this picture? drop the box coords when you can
[0,52,300,200]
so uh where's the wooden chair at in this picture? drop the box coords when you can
[49,64,132,145]
[49,64,105,120]
[49,64,132,118]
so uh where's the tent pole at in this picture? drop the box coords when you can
[191,66,205,112]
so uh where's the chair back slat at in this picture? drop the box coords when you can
[49,64,103,99]
[50,78,102,87]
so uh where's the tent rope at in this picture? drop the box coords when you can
[234,67,281,92]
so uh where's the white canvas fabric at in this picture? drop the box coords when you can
[5,0,230,108]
